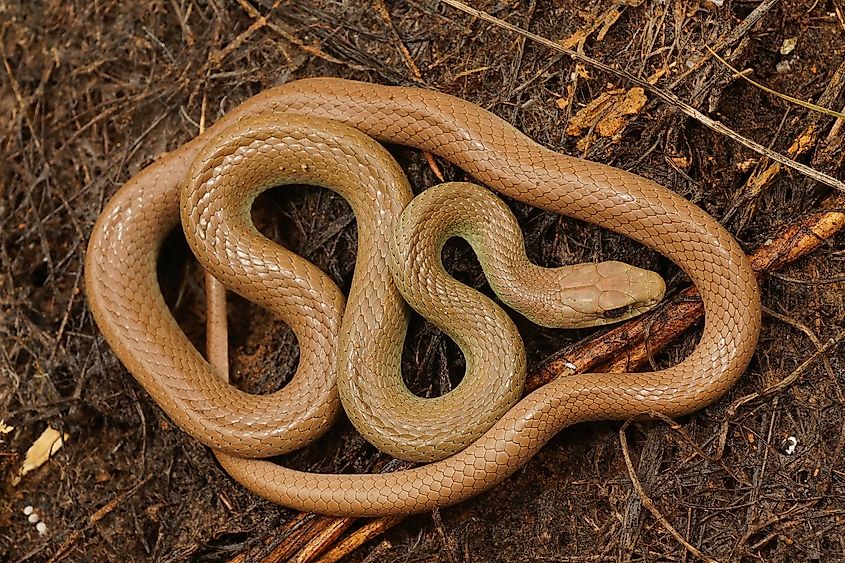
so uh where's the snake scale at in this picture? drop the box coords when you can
[85,78,761,517]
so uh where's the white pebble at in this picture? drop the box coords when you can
[23,506,34,515]
[36,522,47,535]
[28,513,40,524]
[784,436,798,455]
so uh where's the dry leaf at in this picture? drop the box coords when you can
[566,87,647,139]
[0,420,13,434]
[670,155,691,169]
[748,164,782,191]
[12,426,69,486]
[575,135,593,153]
[573,64,591,80]
[559,29,587,50]
[615,87,648,114]
[736,158,757,172]
[646,67,667,84]
[596,8,622,42]
[559,5,621,49]
[596,87,647,136]
[787,124,817,156]
[566,89,624,136]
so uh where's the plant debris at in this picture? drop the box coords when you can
[11,428,68,487]
[1,0,843,561]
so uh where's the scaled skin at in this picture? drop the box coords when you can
[85,78,761,517]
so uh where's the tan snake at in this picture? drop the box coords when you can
[85,78,761,517]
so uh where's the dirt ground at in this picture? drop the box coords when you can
[2,0,844,561]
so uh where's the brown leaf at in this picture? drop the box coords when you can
[12,427,69,486]
[566,87,647,138]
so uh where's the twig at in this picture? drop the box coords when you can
[230,0,366,71]
[619,417,719,563]
[715,331,845,458]
[0,32,46,159]
[373,0,422,79]
[424,152,446,181]
[286,517,356,563]
[211,0,283,68]
[262,514,331,563]
[168,0,196,47]
[197,90,231,382]
[667,0,781,89]
[768,271,845,285]
[439,0,845,193]
[763,305,837,386]
[706,47,845,120]
[314,517,405,563]
[46,477,153,563]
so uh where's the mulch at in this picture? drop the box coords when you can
[1,1,844,561]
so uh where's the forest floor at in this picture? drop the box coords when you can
[1,0,844,561]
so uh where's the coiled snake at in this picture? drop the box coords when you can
[85,78,760,517]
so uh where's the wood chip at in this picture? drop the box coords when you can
[565,87,648,138]
[12,427,69,486]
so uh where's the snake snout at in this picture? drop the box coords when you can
[630,267,667,307]
[594,262,666,321]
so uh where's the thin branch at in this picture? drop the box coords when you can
[439,0,845,193]
[707,46,845,120]
[620,417,719,563]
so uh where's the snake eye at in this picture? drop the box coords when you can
[602,305,631,319]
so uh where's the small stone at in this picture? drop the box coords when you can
[23,506,33,515]
[783,436,798,455]
[36,522,47,535]
[780,37,798,56]
[28,513,40,524]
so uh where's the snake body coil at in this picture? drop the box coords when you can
[85,78,761,517]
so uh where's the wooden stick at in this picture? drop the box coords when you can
[534,194,845,386]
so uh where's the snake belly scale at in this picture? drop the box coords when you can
[85,78,761,517]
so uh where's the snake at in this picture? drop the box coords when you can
[85,78,761,517]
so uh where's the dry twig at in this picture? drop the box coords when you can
[439,0,845,193]
[619,416,719,563]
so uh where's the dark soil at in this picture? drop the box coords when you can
[2,1,844,561]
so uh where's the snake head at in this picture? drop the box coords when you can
[512,260,665,329]
[557,261,665,328]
